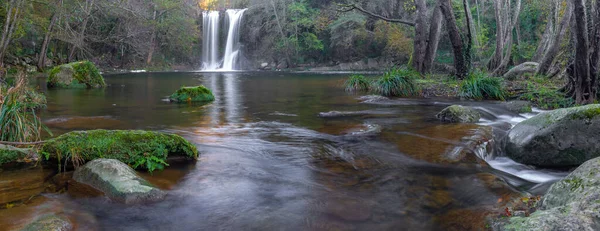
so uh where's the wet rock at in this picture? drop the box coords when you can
[344,124,382,137]
[492,157,600,230]
[505,104,600,167]
[21,214,73,231]
[318,111,370,118]
[44,116,126,130]
[0,144,37,166]
[436,105,481,123]
[503,101,533,113]
[323,199,372,222]
[0,167,54,205]
[358,95,390,104]
[47,61,105,88]
[169,85,215,103]
[73,159,166,204]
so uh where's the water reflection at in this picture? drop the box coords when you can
[202,73,242,125]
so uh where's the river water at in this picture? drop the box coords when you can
[2,72,568,230]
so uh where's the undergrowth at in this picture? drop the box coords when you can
[459,71,506,100]
[344,74,371,92]
[372,67,420,97]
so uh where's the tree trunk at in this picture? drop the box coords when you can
[589,0,600,95]
[412,0,428,72]
[488,0,504,71]
[147,9,157,65]
[537,0,573,76]
[571,0,594,104]
[0,0,23,69]
[440,0,468,79]
[422,4,443,73]
[38,2,61,71]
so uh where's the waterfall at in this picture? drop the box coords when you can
[202,11,220,70]
[201,9,247,71]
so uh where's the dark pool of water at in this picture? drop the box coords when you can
[2,72,561,230]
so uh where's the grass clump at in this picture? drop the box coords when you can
[372,67,420,97]
[41,130,199,172]
[459,71,506,100]
[344,74,371,92]
[169,85,215,103]
[48,61,105,88]
[519,84,574,110]
[1,74,48,143]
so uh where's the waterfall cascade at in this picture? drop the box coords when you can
[201,9,247,71]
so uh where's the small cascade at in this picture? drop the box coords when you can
[201,9,247,71]
[202,11,221,70]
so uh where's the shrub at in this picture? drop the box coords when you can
[41,130,199,172]
[459,72,507,100]
[0,74,48,143]
[344,74,371,92]
[169,85,215,103]
[372,67,419,97]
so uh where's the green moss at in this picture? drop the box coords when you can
[47,61,105,89]
[169,85,215,103]
[41,130,198,172]
[0,146,30,166]
[570,105,600,120]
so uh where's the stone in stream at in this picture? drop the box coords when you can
[491,157,600,230]
[0,166,54,206]
[47,61,105,89]
[505,104,600,167]
[503,101,533,114]
[72,159,166,204]
[436,105,481,123]
[169,85,215,103]
[21,214,73,231]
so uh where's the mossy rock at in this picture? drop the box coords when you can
[47,61,106,89]
[436,105,481,123]
[22,214,73,231]
[0,144,34,166]
[169,85,215,103]
[41,130,198,172]
[505,104,600,167]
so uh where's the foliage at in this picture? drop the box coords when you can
[459,71,507,100]
[0,75,48,143]
[169,85,215,103]
[372,67,420,97]
[344,74,371,92]
[47,61,105,88]
[520,84,574,110]
[41,130,199,172]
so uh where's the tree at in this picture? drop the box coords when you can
[487,0,522,75]
[0,0,25,72]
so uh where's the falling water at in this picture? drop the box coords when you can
[221,9,247,71]
[202,11,220,70]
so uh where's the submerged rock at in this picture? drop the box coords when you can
[169,85,215,103]
[505,104,600,167]
[436,105,481,123]
[21,214,73,231]
[41,130,198,171]
[493,157,600,230]
[503,101,533,113]
[73,159,166,204]
[0,167,55,205]
[47,61,105,88]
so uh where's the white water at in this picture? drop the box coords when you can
[221,9,247,71]
[202,11,221,70]
[201,9,247,71]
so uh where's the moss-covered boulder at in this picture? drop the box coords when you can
[21,214,73,231]
[0,144,35,166]
[41,130,198,172]
[47,61,106,88]
[492,157,600,230]
[505,104,600,167]
[436,105,481,123]
[73,158,166,204]
[169,85,215,103]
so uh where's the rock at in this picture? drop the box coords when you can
[169,85,215,103]
[505,104,600,167]
[41,130,198,171]
[0,144,36,166]
[503,101,533,113]
[493,157,600,230]
[318,111,378,118]
[44,116,126,130]
[47,61,105,88]
[73,159,166,204]
[0,167,55,205]
[260,62,269,69]
[436,105,481,123]
[358,95,391,104]
[21,214,73,231]
[502,62,539,80]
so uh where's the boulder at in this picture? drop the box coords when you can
[73,159,166,204]
[47,61,105,88]
[436,105,481,123]
[0,167,54,205]
[169,85,215,103]
[493,157,600,230]
[505,104,600,167]
[41,130,198,172]
[0,144,36,166]
[503,101,533,113]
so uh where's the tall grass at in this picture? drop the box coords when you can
[0,73,49,142]
[372,68,419,97]
[344,74,371,92]
[459,71,506,100]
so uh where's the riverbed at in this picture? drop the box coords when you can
[1,72,567,230]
